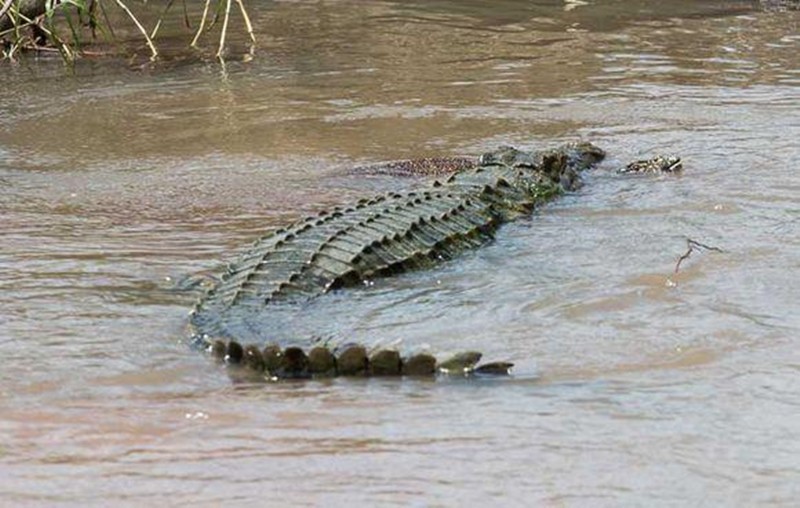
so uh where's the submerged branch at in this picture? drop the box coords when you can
[674,238,724,273]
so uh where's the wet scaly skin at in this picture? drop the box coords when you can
[308,346,337,376]
[403,353,437,376]
[369,350,403,376]
[211,340,512,381]
[336,345,369,376]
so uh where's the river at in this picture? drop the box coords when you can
[1,1,799,506]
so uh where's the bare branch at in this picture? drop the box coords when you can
[674,238,724,273]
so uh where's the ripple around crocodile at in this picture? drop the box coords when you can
[187,142,681,381]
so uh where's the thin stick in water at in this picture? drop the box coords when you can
[0,0,14,21]
[191,0,212,47]
[234,0,255,43]
[216,0,232,58]
[674,238,724,274]
[150,0,177,40]
[114,0,158,59]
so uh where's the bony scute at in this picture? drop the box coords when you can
[211,340,514,382]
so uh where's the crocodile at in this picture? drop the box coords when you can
[188,142,681,380]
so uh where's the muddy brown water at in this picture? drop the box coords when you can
[1,1,799,506]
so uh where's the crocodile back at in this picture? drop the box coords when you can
[190,143,604,340]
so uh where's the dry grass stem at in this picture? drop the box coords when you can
[234,0,255,43]
[0,0,13,21]
[113,0,158,59]
[15,10,75,61]
[3,0,255,61]
[150,0,177,40]
[217,0,232,58]
[191,0,212,47]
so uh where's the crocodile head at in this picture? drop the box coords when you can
[479,142,605,172]
[478,145,537,168]
[479,142,606,192]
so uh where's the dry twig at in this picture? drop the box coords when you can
[674,238,724,273]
